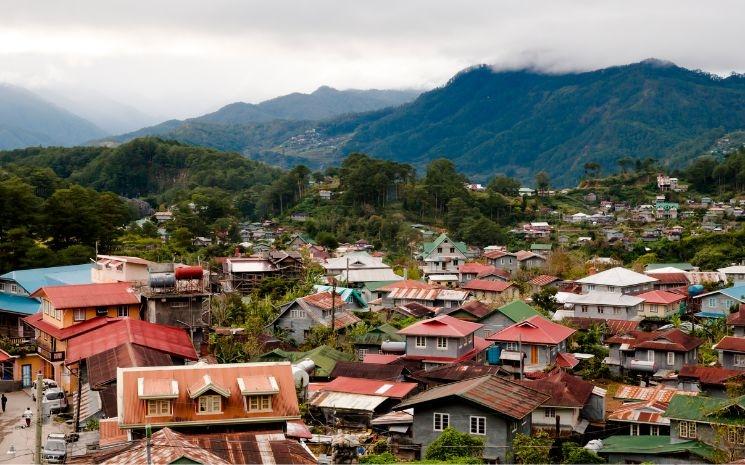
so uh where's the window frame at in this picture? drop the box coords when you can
[506,342,518,351]
[650,425,660,436]
[415,336,427,348]
[117,306,129,318]
[73,309,86,322]
[630,423,640,436]
[146,399,172,416]
[197,394,222,414]
[544,407,556,418]
[735,353,745,367]
[469,416,486,435]
[433,412,450,431]
[436,337,448,350]
[667,351,675,366]
[290,308,305,319]
[247,394,272,412]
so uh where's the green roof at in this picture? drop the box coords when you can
[421,233,467,257]
[655,201,680,210]
[354,324,404,345]
[665,394,745,426]
[364,281,399,292]
[252,345,354,377]
[530,243,553,251]
[646,262,696,271]
[497,300,541,323]
[599,435,715,461]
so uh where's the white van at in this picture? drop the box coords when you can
[42,388,68,415]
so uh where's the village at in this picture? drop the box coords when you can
[0,169,743,465]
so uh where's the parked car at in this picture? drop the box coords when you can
[42,433,67,463]
[31,378,58,401]
[42,388,68,415]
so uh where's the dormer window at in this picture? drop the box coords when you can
[198,395,222,413]
[147,399,172,416]
[187,374,231,414]
[138,377,179,417]
[248,395,272,412]
[237,375,279,413]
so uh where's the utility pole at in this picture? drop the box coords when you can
[145,424,152,465]
[73,368,82,433]
[330,277,337,348]
[35,371,43,465]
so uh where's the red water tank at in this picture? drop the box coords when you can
[175,266,203,280]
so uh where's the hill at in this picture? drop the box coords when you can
[342,60,745,185]
[0,84,107,149]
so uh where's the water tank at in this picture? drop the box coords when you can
[381,341,406,353]
[175,266,203,280]
[149,274,176,288]
[688,284,705,296]
[486,345,501,365]
[295,359,315,373]
[291,366,310,389]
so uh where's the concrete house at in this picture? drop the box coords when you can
[397,315,490,370]
[576,267,657,294]
[92,255,154,285]
[394,375,550,462]
[562,291,644,321]
[418,234,468,276]
[713,309,745,370]
[486,316,575,375]
[636,290,686,319]
[693,284,745,317]
[515,251,548,271]
[272,292,361,345]
[483,250,518,275]
[718,265,745,284]
[604,329,703,377]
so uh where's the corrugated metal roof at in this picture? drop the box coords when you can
[0,293,40,315]
[188,431,316,465]
[487,315,575,344]
[0,263,93,295]
[462,279,513,292]
[678,364,742,386]
[31,282,140,309]
[24,313,113,341]
[320,377,416,399]
[398,314,482,337]
[396,374,550,420]
[100,428,230,465]
[310,391,388,412]
[87,343,172,389]
[608,399,669,425]
[614,384,697,403]
[329,361,404,380]
[576,267,657,286]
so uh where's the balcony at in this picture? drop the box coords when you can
[37,346,65,363]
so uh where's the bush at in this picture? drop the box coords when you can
[562,442,604,464]
[511,431,551,464]
[424,427,484,462]
[359,452,397,464]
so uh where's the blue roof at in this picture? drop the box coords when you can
[0,263,94,295]
[312,285,367,308]
[719,285,745,301]
[694,311,726,319]
[0,293,41,315]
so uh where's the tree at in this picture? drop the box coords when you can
[424,158,468,215]
[511,432,552,464]
[488,175,521,196]
[535,171,550,195]
[532,286,558,314]
[562,442,604,464]
[316,232,339,250]
[424,427,484,462]
[583,162,601,180]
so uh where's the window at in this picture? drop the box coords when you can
[247,394,272,412]
[197,395,222,413]
[147,400,171,416]
[449,247,455,254]
[506,342,518,351]
[433,412,449,431]
[117,306,129,318]
[650,426,660,436]
[357,348,368,359]
[10,284,18,294]
[581,305,588,313]
[679,421,697,439]
[613,307,622,315]
[290,309,305,319]
[607,286,616,292]
[735,354,745,367]
[667,352,675,366]
[587,285,595,291]
[649,304,657,313]
[597,306,604,314]
[415,336,426,348]
[73,309,86,322]
[727,427,745,445]
[630,424,640,436]
[647,350,654,362]
[544,407,556,418]
[470,416,486,435]
[437,247,442,254]
[436,337,448,350]
[708,298,716,308]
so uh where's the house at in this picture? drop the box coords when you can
[520,370,604,436]
[713,336,745,371]
[458,262,500,284]
[527,275,562,294]
[529,243,553,255]
[223,251,304,294]
[92,255,154,284]
[418,234,468,276]
[444,300,541,338]
[486,316,576,375]
[677,365,743,397]
[0,263,93,339]
[604,329,703,377]
[693,284,745,317]
[718,265,745,284]
[519,187,535,196]
[515,251,548,270]
[665,394,745,461]
[291,211,310,222]
[655,201,679,220]
[319,189,332,200]
[636,290,686,319]
[253,345,354,380]
[380,280,468,309]
[727,307,745,337]
[484,250,518,275]
[576,267,657,294]
[644,271,690,291]
[394,374,550,462]
[309,376,417,428]
[24,282,142,392]
[116,362,301,435]
[562,291,644,321]
[324,252,404,285]
[597,435,716,464]
[352,324,405,359]
[608,385,697,436]
[272,292,361,345]
[461,280,518,303]
[288,233,316,250]
[312,285,367,310]
[397,315,490,370]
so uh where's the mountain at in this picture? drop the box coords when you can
[195,86,419,124]
[0,84,107,149]
[341,60,745,185]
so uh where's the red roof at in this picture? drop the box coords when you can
[320,376,417,399]
[477,267,512,280]
[378,280,434,292]
[363,354,401,364]
[637,290,686,305]
[563,317,639,336]
[462,279,513,293]
[713,336,745,353]
[519,370,594,408]
[727,308,745,326]
[31,282,140,310]
[516,250,544,261]
[555,352,580,369]
[529,275,561,287]
[24,313,114,341]
[397,314,483,337]
[65,318,198,363]
[458,263,496,275]
[487,315,575,344]
[484,250,512,260]
[0,349,12,363]
[678,364,743,386]
[443,300,493,320]
[607,329,703,352]
[646,272,688,285]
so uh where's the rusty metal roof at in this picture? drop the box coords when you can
[188,431,317,465]
[31,282,140,309]
[396,374,549,420]
[99,427,230,465]
[329,361,404,380]
[614,384,697,403]
[87,343,172,389]
[608,399,670,426]
[320,376,417,399]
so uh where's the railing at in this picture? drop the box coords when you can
[37,346,65,362]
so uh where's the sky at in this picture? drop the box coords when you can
[2,0,744,121]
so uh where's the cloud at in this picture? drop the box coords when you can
[1,0,743,119]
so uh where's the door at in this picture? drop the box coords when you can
[21,364,32,388]
[530,346,538,365]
